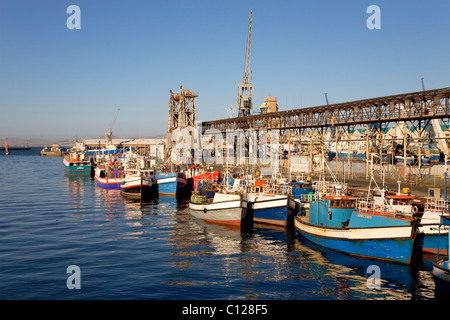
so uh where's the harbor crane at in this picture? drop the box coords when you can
[237,11,254,117]
[105,107,120,146]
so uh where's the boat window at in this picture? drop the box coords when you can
[329,199,355,208]
[393,199,410,205]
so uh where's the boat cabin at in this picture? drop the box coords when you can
[291,181,314,199]
[310,195,357,228]
[386,195,415,214]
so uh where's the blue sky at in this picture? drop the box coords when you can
[1,0,449,141]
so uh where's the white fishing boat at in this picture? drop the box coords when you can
[120,152,157,199]
[121,169,156,199]
[189,170,247,226]
[189,190,246,226]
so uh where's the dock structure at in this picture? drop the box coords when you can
[166,86,199,161]
[202,87,450,131]
[197,87,450,183]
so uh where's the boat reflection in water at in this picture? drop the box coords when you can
[175,208,434,299]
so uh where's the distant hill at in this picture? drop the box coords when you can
[2,134,166,147]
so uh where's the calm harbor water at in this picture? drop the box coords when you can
[0,148,446,300]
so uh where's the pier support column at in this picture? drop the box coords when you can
[366,125,370,179]
[404,126,408,181]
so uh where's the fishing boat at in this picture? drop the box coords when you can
[120,152,157,199]
[84,144,130,158]
[394,155,415,165]
[287,178,314,214]
[417,197,449,255]
[189,190,246,226]
[63,152,92,175]
[120,169,156,199]
[245,180,290,227]
[94,161,125,189]
[156,171,187,196]
[191,170,220,191]
[41,144,69,157]
[432,216,450,290]
[294,181,417,264]
[327,150,365,161]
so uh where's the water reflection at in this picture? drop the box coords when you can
[167,209,439,299]
[64,175,92,210]
[291,232,438,300]
[60,176,441,299]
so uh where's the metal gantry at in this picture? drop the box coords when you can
[204,87,450,132]
[201,87,450,181]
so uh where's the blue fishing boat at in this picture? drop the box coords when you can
[327,151,365,161]
[63,153,92,175]
[294,187,416,264]
[244,180,290,227]
[156,171,187,196]
[288,179,314,214]
[394,155,415,165]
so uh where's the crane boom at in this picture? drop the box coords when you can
[109,108,120,131]
[243,11,252,84]
[105,107,120,146]
[237,11,254,117]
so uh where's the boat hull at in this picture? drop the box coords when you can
[120,177,156,199]
[63,158,91,175]
[189,207,244,226]
[156,172,187,196]
[432,257,450,290]
[189,193,245,226]
[416,227,449,255]
[417,210,450,254]
[294,216,414,264]
[95,175,122,189]
[248,195,289,227]
[94,167,124,189]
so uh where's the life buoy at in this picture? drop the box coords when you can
[413,206,418,214]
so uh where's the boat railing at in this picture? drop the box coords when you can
[425,197,450,213]
[125,169,155,177]
[355,199,380,212]
[311,181,347,197]
[355,198,414,215]
[300,193,320,202]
